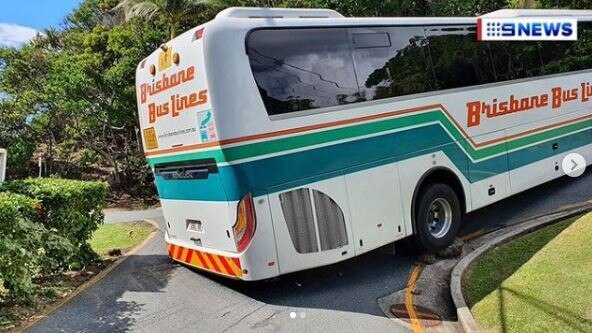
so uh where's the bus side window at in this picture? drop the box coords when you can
[486,22,592,82]
[424,25,497,90]
[488,41,544,81]
[247,28,361,116]
[538,22,592,75]
[349,27,435,102]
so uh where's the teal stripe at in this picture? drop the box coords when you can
[154,123,592,201]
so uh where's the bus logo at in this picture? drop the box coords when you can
[477,17,577,41]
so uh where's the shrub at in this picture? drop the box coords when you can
[2,178,109,267]
[0,192,44,299]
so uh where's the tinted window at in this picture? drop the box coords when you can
[247,28,360,115]
[488,41,544,81]
[485,22,592,81]
[538,21,592,75]
[247,24,592,117]
[350,27,434,101]
[424,25,497,90]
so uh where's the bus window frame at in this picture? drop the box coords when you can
[244,21,592,121]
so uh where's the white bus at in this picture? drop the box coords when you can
[0,148,6,184]
[136,8,592,280]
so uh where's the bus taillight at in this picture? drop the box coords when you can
[233,193,256,252]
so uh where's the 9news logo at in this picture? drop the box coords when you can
[477,17,578,41]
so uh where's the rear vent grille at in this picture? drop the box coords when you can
[280,189,318,254]
[280,188,347,253]
[313,190,348,251]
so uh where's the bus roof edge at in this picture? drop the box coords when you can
[215,7,344,19]
[482,9,592,18]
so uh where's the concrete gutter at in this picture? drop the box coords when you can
[450,202,592,333]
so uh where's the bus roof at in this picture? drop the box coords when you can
[213,7,477,27]
[210,7,592,30]
[482,9,592,18]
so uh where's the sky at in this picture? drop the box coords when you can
[0,1,81,47]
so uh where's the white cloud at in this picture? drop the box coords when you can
[0,23,39,48]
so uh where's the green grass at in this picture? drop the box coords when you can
[465,213,592,333]
[89,222,155,256]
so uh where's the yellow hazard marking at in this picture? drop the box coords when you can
[212,255,229,275]
[179,248,188,262]
[143,127,159,150]
[405,264,425,333]
[158,47,173,71]
[201,252,215,270]
[226,258,242,276]
[190,252,204,268]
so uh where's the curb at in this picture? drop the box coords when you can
[18,219,160,333]
[450,202,592,333]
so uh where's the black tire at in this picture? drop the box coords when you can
[412,183,461,253]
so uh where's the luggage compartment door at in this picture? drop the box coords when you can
[268,177,354,275]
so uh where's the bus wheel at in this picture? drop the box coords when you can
[413,183,461,253]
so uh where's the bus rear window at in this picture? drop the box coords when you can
[246,28,360,116]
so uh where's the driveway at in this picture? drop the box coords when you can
[29,171,592,332]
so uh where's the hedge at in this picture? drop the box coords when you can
[2,178,109,266]
[0,192,46,299]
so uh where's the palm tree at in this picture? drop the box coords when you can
[114,0,207,39]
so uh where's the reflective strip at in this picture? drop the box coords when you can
[166,242,242,278]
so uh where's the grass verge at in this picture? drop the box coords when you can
[1,221,155,332]
[465,213,592,333]
[90,221,155,256]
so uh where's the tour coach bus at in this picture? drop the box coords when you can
[136,8,592,280]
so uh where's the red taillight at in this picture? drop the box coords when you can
[233,193,256,252]
[195,27,204,41]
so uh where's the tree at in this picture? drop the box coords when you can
[114,0,208,39]
[2,0,523,200]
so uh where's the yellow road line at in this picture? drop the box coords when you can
[405,263,425,333]
[460,228,486,242]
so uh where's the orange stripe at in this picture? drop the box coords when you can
[217,256,235,276]
[174,245,184,260]
[145,103,592,157]
[205,253,221,273]
[212,255,230,275]
[225,257,241,276]
[166,242,243,277]
[179,248,188,262]
[198,250,214,270]
[194,250,207,268]
[184,249,194,263]
[485,113,592,147]
[145,104,440,156]
[231,257,241,270]
[189,252,203,267]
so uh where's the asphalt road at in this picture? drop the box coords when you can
[29,170,592,333]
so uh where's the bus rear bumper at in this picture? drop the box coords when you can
[166,238,244,279]
[165,234,278,281]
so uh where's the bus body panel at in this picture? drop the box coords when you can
[268,176,356,275]
[345,164,406,255]
[137,10,592,280]
[161,199,237,252]
[464,130,512,210]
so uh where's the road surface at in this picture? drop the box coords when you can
[29,171,592,332]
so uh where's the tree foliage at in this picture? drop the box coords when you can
[0,0,529,197]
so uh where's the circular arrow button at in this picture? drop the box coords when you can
[562,153,586,178]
